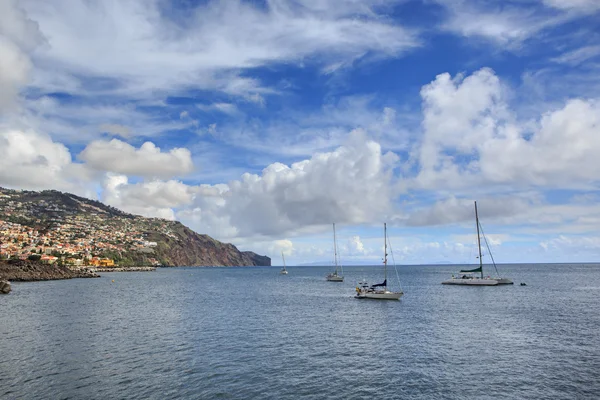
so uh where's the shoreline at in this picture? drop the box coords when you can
[87,266,156,272]
[0,259,99,282]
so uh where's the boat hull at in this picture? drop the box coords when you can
[356,291,403,300]
[442,278,498,286]
[493,278,513,285]
[326,275,343,282]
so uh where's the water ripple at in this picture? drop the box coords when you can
[1,264,600,399]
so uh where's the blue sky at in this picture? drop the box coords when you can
[1,0,600,265]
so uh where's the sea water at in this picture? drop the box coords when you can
[1,264,599,399]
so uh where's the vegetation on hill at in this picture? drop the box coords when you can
[0,187,270,267]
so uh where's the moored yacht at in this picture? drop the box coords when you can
[442,201,513,286]
[326,223,344,282]
[355,223,403,300]
[280,252,288,275]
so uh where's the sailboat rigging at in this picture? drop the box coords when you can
[355,223,403,300]
[280,252,288,275]
[442,201,513,286]
[326,223,344,282]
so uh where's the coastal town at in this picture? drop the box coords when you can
[0,188,172,268]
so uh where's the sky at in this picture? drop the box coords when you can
[1,0,600,266]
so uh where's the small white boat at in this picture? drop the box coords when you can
[355,223,403,300]
[442,201,513,286]
[280,252,288,275]
[326,223,344,282]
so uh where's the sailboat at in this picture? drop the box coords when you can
[280,252,288,275]
[326,223,344,282]
[355,223,403,300]
[442,201,513,286]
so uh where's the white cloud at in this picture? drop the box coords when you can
[175,130,399,239]
[542,0,600,12]
[101,175,196,220]
[0,128,91,194]
[21,0,418,100]
[551,45,600,66]
[414,68,600,191]
[197,102,240,115]
[404,196,537,227]
[540,235,600,254]
[0,0,44,111]
[99,123,131,138]
[346,235,367,255]
[78,139,194,179]
[223,129,398,236]
[434,0,592,47]
[22,97,193,144]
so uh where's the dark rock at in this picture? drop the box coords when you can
[0,279,10,294]
[0,260,100,282]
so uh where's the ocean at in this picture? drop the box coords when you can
[1,264,599,399]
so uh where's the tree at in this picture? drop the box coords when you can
[28,254,41,261]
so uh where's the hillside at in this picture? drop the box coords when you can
[0,187,270,267]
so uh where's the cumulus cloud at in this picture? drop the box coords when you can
[0,129,91,193]
[79,139,194,179]
[223,130,398,236]
[101,175,196,220]
[174,130,399,238]
[346,235,367,255]
[414,68,600,191]
[0,0,44,111]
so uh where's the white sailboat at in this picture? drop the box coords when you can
[442,201,513,286]
[280,252,288,275]
[326,223,344,282]
[355,223,403,300]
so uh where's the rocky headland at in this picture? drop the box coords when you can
[1,187,271,267]
[0,259,99,282]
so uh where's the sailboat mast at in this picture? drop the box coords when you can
[474,201,483,279]
[384,223,388,286]
[333,223,338,273]
[282,251,286,270]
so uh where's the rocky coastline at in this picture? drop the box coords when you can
[0,259,99,282]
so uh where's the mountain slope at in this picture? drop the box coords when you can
[0,187,270,267]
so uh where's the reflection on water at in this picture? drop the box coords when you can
[1,264,599,399]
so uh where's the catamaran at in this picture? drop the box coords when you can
[280,252,288,275]
[442,201,513,286]
[355,223,403,300]
[326,223,344,282]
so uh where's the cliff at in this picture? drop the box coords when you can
[0,259,99,281]
[145,221,271,267]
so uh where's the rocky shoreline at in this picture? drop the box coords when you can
[0,259,99,282]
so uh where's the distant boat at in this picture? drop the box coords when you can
[355,223,403,300]
[442,201,513,286]
[326,223,344,282]
[280,252,288,275]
